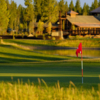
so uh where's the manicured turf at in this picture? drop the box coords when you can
[0,62,100,86]
[3,38,100,47]
[0,40,100,90]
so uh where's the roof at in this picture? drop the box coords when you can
[75,23,100,28]
[67,15,100,24]
[67,10,79,15]
[90,7,100,14]
[67,15,100,28]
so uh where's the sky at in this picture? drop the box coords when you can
[9,0,96,8]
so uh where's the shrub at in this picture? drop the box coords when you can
[48,36,51,39]
[52,37,56,40]
[43,34,46,40]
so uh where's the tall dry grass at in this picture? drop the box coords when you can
[0,79,99,100]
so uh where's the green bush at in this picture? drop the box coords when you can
[43,34,46,40]
[48,36,51,39]
[52,37,56,40]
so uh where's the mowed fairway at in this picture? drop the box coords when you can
[0,39,100,87]
[0,62,100,85]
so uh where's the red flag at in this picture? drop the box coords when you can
[76,43,82,57]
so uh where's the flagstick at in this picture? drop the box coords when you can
[81,53,83,84]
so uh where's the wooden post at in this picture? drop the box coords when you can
[59,11,62,31]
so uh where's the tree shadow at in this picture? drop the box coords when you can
[0,51,66,63]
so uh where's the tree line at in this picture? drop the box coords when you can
[0,0,100,35]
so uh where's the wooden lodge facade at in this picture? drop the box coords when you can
[52,7,100,36]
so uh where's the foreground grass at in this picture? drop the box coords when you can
[0,81,99,100]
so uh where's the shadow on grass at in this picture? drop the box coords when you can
[3,40,53,46]
[0,57,38,63]
[0,51,66,63]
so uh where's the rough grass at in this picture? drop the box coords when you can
[3,38,100,47]
[0,81,99,100]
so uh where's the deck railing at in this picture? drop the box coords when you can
[64,29,100,35]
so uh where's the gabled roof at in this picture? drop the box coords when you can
[67,10,79,15]
[90,7,100,14]
[67,15,100,24]
[67,15,100,28]
[75,23,100,28]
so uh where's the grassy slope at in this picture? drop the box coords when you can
[3,38,100,47]
[0,39,100,90]
[0,44,78,63]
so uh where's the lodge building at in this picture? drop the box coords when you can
[52,7,100,37]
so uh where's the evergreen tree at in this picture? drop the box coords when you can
[0,0,9,34]
[24,0,34,26]
[83,3,88,15]
[17,4,23,33]
[5,0,10,10]
[65,1,69,12]
[75,0,81,14]
[99,0,100,6]
[17,5,23,24]
[59,0,65,15]
[34,0,58,23]
[8,1,17,30]
[47,22,52,35]
[69,0,74,11]
[37,20,44,34]
[41,0,49,22]
[90,0,98,11]
[90,2,94,11]
[86,4,90,15]
[93,0,98,9]
[47,0,58,23]
[29,20,34,35]
[34,0,42,21]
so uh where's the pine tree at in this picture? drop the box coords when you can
[34,0,42,21]
[65,1,69,12]
[29,20,34,35]
[0,0,9,34]
[86,4,90,15]
[5,0,10,10]
[34,0,58,23]
[99,0,100,6]
[93,0,98,9]
[90,0,98,11]
[41,0,49,22]
[17,4,23,33]
[75,0,81,14]
[37,20,44,34]
[69,0,74,11]
[24,0,34,26]
[40,0,58,22]
[59,0,65,15]
[47,0,59,23]
[17,5,23,24]
[90,2,95,11]
[83,3,88,15]
[47,22,52,35]
[8,1,17,30]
